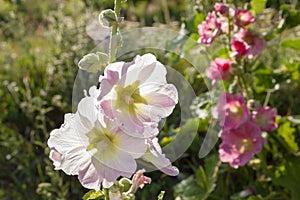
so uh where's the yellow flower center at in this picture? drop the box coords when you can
[239,139,253,153]
[115,81,147,115]
[86,127,118,152]
[229,102,244,119]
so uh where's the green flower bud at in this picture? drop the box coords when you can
[99,9,117,27]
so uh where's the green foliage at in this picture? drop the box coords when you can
[274,156,300,200]
[82,190,105,200]
[251,0,267,15]
[277,120,299,152]
[78,52,109,73]
[174,155,220,200]
[281,39,300,51]
[1,0,300,199]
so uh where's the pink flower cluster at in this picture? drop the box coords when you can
[198,3,265,59]
[201,4,277,168]
[48,54,179,190]
[215,93,277,168]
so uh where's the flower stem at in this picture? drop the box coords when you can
[108,0,122,63]
[104,188,110,200]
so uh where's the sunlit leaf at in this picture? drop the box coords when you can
[281,40,300,51]
[277,121,298,152]
[78,52,109,73]
[82,190,104,200]
[251,0,267,15]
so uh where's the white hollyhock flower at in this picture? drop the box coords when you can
[98,53,178,137]
[47,87,147,190]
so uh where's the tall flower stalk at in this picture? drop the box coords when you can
[108,0,122,63]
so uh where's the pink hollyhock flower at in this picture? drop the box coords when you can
[219,121,266,168]
[128,169,151,194]
[218,15,230,33]
[142,138,179,176]
[48,87,148,190]
[206,58,232,83]
[231,29,266,59]
[231,40,248,57]
[216,93,250,130]
[214,3,228,15]
[98,54,178,137]
[234,9,255,27]
[252,106,277,131]
[197,12,221,46]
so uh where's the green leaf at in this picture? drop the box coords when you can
[82,190,104,200]
[182,33,198,52]
[280,5,300,30]
[274,156,300,200]
[277,121,299,152]
[78,52,109,73]
[174,154,219,200]
[251,0,267,15]
[281,40,300,51]
[174,176,203,200]
[185,13,204,33]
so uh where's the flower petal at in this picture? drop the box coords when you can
[124,54,167,86]
[142,138,179,176]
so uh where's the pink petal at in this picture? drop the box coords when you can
[78,158,103,190]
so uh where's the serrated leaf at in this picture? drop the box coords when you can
[78,52,108,73]
[82,190,105,200]
[251,0,267,15]
[281,40,300,51]
[277,121,298,152]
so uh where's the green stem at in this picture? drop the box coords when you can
[104,188,110,200]
[226,11,232,51]
[108,0,122,63]
[263,90,271,106]
[240,74,250,97]
[114,0,122,16]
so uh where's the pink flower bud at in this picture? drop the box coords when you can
[214,3,228,15]
[234,9,255,27]
[129,169,151,194]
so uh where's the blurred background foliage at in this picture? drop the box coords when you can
[0,0,300,199]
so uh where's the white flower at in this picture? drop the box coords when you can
[48,87,147,190]
[98,53,178,137]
